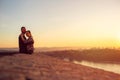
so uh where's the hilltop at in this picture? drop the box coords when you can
[0,52,120,80]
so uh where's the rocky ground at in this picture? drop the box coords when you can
[0,52,120,80]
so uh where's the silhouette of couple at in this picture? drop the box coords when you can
[19,27,34,54]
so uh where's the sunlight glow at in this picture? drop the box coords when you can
[0,0,120,48]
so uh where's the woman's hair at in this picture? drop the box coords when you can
[27,30,31,34]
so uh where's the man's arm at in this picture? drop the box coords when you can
[21,34,26,41]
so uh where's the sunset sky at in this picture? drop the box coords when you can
[0,0,120,48]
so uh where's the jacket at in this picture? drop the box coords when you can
[23,37,34,53]
[19,34,27,53]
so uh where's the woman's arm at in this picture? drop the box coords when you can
[24,37,34,44]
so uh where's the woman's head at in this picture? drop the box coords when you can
[26,30,32,37]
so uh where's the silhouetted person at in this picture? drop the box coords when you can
[21,30,34,54]
[18,27,27,53]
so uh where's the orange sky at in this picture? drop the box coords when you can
[0,0,120,48]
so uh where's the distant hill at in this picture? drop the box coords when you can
[42,48,120,64]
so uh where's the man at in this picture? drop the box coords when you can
[18,27,27,53]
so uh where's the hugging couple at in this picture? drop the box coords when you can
[18,27,34,54]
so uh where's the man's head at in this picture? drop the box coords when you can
[21,27,26,34]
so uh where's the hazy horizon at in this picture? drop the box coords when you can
[0,0,120,48]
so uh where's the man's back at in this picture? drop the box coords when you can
[19,34,27,53]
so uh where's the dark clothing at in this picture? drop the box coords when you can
[23,37,34,54]
[19,34,27,53]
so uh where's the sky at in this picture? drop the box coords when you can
[0,0,120,48]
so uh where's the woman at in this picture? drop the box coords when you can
[21,30,34,54]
